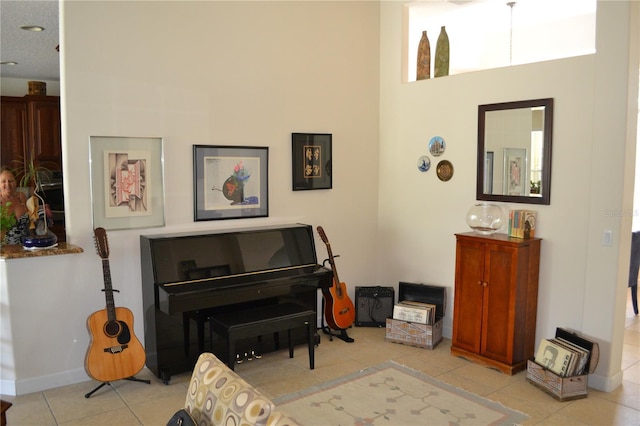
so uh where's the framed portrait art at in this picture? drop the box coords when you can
[291,133,332,191]
[193,145,269,221]
[89,136,165,230]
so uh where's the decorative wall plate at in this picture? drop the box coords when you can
[436,160,454,181]
[417,155,431,172]
[429,136,446,157]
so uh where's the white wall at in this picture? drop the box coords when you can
[378,1,638,392]
[1,0,381,395]
[1,77,60,97]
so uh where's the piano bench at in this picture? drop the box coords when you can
[209,303,316,371]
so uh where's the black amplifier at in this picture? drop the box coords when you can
[355,286,394,327]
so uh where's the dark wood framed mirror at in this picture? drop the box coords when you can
[476,98,553,205]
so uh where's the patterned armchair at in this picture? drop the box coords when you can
[183,352,299,426]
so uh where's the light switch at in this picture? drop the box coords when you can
[603,229,613,246]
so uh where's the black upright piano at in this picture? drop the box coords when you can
[140,223,332,382]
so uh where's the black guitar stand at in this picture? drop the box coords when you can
[85,376,151,398]
[320,257,354,343]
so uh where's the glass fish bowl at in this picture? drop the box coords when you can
[465,203,505,235]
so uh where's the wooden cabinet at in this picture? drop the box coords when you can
[1,95,61,172]
[27,96,62,170]
[1,97,28,170]
[451,232,541,375]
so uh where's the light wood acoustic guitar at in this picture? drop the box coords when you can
[85,227,146,383]
[317,226,356,330]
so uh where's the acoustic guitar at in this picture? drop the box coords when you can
[85,227,146,383]
[317,226,355,330]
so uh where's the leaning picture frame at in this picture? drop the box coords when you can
[89,136,165,230]
[193,145,269,221]
[291,133,332,190]
[503,147,528,196]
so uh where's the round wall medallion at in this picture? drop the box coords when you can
[436,160,454,181]
[417,155,431,172]
[429,136,446,157]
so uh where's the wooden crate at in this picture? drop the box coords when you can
[526,328,599,401]
[385,317,443,349]
[526,360,589,401]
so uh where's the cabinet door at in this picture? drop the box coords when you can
[1,97,28,170]
[480,243,518,364]
[28,97,61,170]
[452,239,485,353]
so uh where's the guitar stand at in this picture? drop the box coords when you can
[321,325,355,343]
[84,376,151,398]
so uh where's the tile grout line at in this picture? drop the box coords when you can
[41,389,59,425]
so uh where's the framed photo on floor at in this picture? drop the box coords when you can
[193,145,269,221]
[291,133,332,191]
[89,136,165,230]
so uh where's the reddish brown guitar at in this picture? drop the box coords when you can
[85,228,146,383]
[317,226,355,330]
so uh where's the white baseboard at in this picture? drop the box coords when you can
[588,369,623,392]
[1,367,89,396]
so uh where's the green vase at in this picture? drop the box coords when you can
[416,30,430,80]
[434,26,449,78]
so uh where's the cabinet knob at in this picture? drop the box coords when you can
[482,281,488,287]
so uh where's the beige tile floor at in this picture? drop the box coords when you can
[2,293,639,425]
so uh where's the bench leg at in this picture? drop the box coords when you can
[228,334,236,371]
[197,319,205,354]
[288,330,294,358]
[257,335,263,357]
[307,317,315,370]
[183,312,190,356]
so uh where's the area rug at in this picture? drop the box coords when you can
[273,361,527,425]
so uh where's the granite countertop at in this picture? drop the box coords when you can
[1,242,84,259]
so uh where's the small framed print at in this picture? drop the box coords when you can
[504,148,527,196]
[89,136,165,230]
[193,145,269,221]
[292,133,332,191]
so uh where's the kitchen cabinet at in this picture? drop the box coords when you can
[1,95,61,172]
[1,97,28,170]
[451,232,541,375]
[27,96,62,170]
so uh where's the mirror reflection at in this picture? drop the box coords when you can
[477,98,553,205]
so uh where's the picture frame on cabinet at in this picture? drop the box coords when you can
[291,133,332,190]
[193,145,269,221]
[503,148,527,196]
[89,136,165,230]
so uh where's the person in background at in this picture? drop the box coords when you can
[0,167,29,244]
